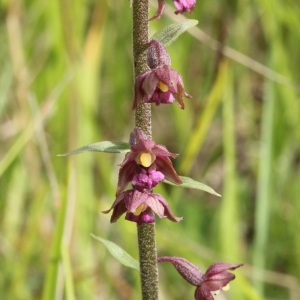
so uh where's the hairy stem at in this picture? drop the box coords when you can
[133,0,152,137]
[137,222,158,299]
[132,0,158,299]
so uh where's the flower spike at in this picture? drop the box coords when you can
[158,257,243,300]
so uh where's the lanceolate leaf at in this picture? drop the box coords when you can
[58,141,130,156]
[91,234,140,272]
[164,176,221,197]
[151,19,198,47]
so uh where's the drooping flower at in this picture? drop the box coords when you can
[102,189,182,223]
[173,0,196,14]
[133,64,191,110]
[149,0,196,20]
[116,128,182,196]
[157,257,243,300]
[133,40,191,110]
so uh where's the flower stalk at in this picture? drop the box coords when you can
[132,0,159,299]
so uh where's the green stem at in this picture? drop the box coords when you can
[132,1,158,299]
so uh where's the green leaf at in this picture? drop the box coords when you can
[151,19,198,47]
[58,141,130,156]
[164,176,221,197]
[91,234,140,271]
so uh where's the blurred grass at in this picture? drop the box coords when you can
[1,0,300,299]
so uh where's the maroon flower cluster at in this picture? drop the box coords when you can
[103,3,244,295]
[133,40,191,110]
[103,128,182,224]
[158,257,243,300]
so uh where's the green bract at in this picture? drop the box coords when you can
[91,234,140,271]
[164,176,221,197]
[58,141,130,156]
[151,19,198,47]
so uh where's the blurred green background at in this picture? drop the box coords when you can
[0,0,300,299]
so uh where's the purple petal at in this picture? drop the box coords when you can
[144,194,165,218]
[117,160,138,196]
[157,256,203,286]
[142,71,160,102]
[173,0,196,14]
[149,0,166,21]
[158,91,175,104]
[204,263,243,278]
[139,210,156,224]
[202,273,235,292]
[155,156,182,184]
[125,211,156,225]
[132,169,149,190]
[152,144,178,158]
[152,193,182,222]
[202,263,243,292]
[174,80,192,109]
[149,169,165,187]
[194,286,214,300]
[125,190,150,213]
[132,168,164,191]
[147,90,175,106]
[109,201,127,223]
[102,192,129,223]
[102,192,127,214]
[155,65,179,94]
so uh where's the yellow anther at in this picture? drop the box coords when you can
[158,81,169,92]
[133,204,146,216]
[139,152,153,167]
[222,284,230,291]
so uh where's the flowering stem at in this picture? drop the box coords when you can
[132,0,159,299]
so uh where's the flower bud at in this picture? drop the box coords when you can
[147,40,171,69]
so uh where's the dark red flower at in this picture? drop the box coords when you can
[116,128,182,196]
[157,257,243,300]
[173,0,196,14]
[133,65,191,109]
[150,0,196,20]
[102,189,182,223]
[133,40,191,110]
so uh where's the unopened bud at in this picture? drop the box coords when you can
[148,40,171,69]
